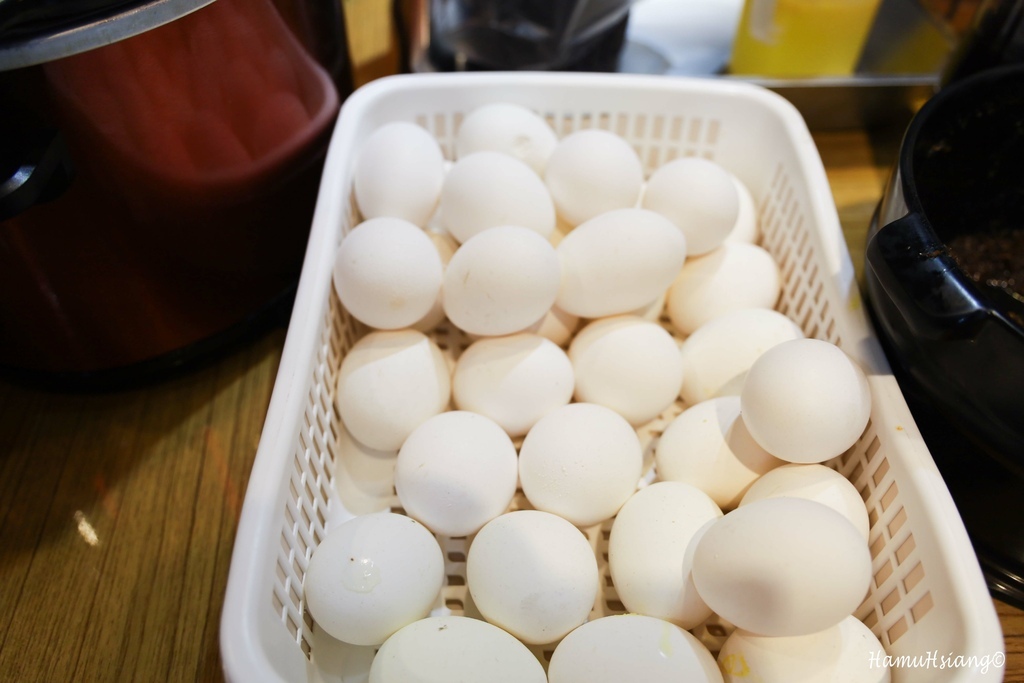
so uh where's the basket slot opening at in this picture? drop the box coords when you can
[896,534,917,566]
[887,616,909,644]
[904,562,926,593]
[874,559,894,588]
[887,507,907,537]
[872,457,891,487]
[869,535,886,560]
[273,590,286,623]
[849,462,864,486]
[912,591,934,623]
[880,481,899,512]
[881,588,900,615]
[868,505,880,531]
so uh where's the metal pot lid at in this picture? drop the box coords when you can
[0,0,215,71]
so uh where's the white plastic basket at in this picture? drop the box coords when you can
[220,72,1005,683]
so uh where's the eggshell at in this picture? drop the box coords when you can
[369,615,547,683]
[524,304,580,346]
[691,497,873,637]
[548,614,723,683]
[453,333,574,438]
[412,229,459,332]
[440,151,555,243]
[455,102,557,175]
[545,129,644,226]
[718,615,891,683]
[467,510,599,644]
[725,174,759,245]
[628,290,668,321]
[443,225,560,336]
[332,217,443,330]
[304,512,444,646]
[608,482,723,628]
[740,338,872,463]
[333,421,397,515]
[678,308,805,405]
[666,242,780,336]
[556,208,687,318]
[395,411,518,537]
[335,330,451,451]
[569,316,684,426]
[654,397,785,510]
[353,121,445,227]
[642,157,739,256]
[740,463,870,540]
[519,403,643,527]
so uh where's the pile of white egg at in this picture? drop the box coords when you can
[306,102,889,683]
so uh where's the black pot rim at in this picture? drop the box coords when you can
[894,62,1024,338]
[899,63,1024,215]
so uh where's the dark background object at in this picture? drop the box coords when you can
[864,64,1024,608]
[0,0,143,42]
[0,0,353,390]
[415,0,632,72]
[942,0,1024,83]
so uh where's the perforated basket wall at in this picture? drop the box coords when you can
[221,72,1004,683]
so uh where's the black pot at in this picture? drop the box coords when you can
[864,64,1024,607]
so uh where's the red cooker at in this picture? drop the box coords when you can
[0,0,351,387]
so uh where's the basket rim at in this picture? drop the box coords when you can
[221,71,1006,683]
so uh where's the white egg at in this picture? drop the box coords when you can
[519,402,643,528]
[608,482,723,628]
[439,151,555,243]
[442,225,560,336]
[353,121,445,227]
[332,217,443,330]
[724,174,760,245]
[628,290,668,321]
[718,615,891,683]
[395,411,518,537]
[455,102,558,175]
[369,615,547,683]
[467,510,599,644]
[334,421,398,515]
[411,229,459,332]
[304,512,444,646]
[679,308,805,405]
[556,208,687,319]
[740,338,872,463]
[740,463,870,540]
[691,497,873,637]
[545,129,644,226]
[569,316,684,426]
[453,333,574,438]
[548,614,723,683]
[666,242,780,336]
[654,397,784,510]
[335,329,451,451]
[524,304,580,346]
[642,157,739,256]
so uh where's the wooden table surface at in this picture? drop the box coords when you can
[1,126,1021,682]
